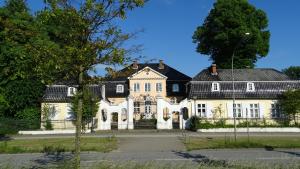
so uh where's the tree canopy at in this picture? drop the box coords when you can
[282,66,300,80]
[192,0,270,68]
[279,89,300,125]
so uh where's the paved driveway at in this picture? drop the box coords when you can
[116,136,185,152]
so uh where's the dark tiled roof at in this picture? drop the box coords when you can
[193,68,290,81]
[42,85,102,102]
[109,63,191,81]
[189,81,300,99]
[105,63,191,98]
[104,81,129,98]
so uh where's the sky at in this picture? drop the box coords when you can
[1,0,300,77]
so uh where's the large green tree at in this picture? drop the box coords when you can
[0,0,53,117]
[192,0,270,68]
[35,0,145,167]
[279,90,300,125]
[282,66,300,80]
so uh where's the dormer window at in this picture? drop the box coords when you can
[172,84,179,92]
[116,84,124,93]
[211,82,220,92]
[67,87,76,96]
[246,82,255,92]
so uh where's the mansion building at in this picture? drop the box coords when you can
[41,61,300,130]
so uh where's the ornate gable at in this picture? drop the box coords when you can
[128,67,167,80]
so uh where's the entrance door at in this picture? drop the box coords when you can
[144,101,152,119]
[111,112,118,130]
[172,111,180,129]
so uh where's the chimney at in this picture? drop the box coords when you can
[101,84,106,100]
[211,64,217,75]
[132,60,138,69]
[158,60,164,69]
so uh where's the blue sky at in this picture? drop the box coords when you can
[1,0,300,77]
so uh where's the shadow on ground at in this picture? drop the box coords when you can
[172,151,229,167]
[32,153,74,168]
[0,135,12,141]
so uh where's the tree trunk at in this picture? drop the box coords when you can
[75,70,84,169]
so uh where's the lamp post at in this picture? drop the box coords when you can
[232,32,250,142]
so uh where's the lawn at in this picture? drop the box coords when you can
[184,136,300,151]
[0,137,117,154]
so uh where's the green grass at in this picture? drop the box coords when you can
[54,160,300,169]
[0,137,117,154]
[184,136,300,151]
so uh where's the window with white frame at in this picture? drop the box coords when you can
[249,103,260,118]
[246,82,255,92]
[133,83,140,92]
[67,87,76,96]
[211,82,220,92]
[233,103,242,118]
[271,103,282,118]
[156,83,162,92]
[172,84,179,92]
[134,102,140,114]
[197,104,207,117]
[145,83,151,92]
[116,84,124,93]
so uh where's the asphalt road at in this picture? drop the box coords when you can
[1,132,300,168]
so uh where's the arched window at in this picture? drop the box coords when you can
[163,107,169,121]
[121,108,127,121]
[101,109,107,122]
[182,107,189,120]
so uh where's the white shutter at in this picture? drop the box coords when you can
[206,103,213,118]
[259,103,264,119]
[227,102,233,118]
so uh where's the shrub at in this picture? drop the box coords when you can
[15,107,40,121]
[44,120,53,130]
[215,119,226,128]
[188,116,200,131]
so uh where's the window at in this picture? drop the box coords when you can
[197,104,206,117]
[249,104,260,118]
[271,103,282,118]
[172,84,179,92]
[145,101,151,114]
[233,104,242,118]
[67,87,76,96]
[145,83,151,92]
[156,83,162,92]
[116,84,124,93]
[134,102,140,114]
[211,82,220,92]
[247,82,255,92]
[133,83,140,92]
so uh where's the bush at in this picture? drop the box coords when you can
[15,107,40,121]
[44,119,53,130]
[215,119,227,128]
[0,117,40,135]
[188,116,200,131]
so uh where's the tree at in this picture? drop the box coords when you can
[35,0,145,167]
[282,66,300,80]
[279,90,300,125]
[71,87,99,131]
[0,0,52,117]
[192,0,270,68]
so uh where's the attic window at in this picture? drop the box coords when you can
[67,87,76,96]
[246,82,255,92]
[172,84,179,92]
[211,82,220,92]
[116,84,124,93]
